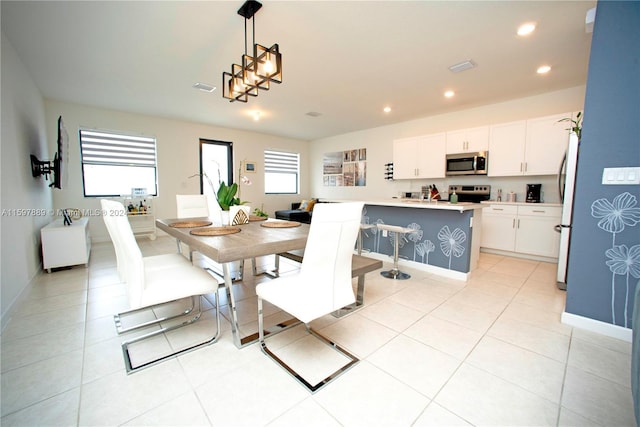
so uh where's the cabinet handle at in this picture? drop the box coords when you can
[512,218,515,228]
[524,162,528,172]
[517,219,520,228]
[532,210,545,213]
[520,163,523,172]
[493,208,504,211]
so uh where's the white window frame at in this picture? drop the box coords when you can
[80,128,158,197]
[264,149,299,194]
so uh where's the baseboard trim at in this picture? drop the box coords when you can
[480,247,558,264]
[561,311,632,342]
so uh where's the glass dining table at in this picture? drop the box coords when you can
[155,217,310,348]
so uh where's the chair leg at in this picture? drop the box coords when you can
[121,291,221,374]
[258,297,359,393]
[114,295,199,335]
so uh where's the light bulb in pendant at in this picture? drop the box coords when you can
[262,52,274,75]
[264,60,273,75]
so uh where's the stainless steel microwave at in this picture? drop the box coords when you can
[445,151,488,176]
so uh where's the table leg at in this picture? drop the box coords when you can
[223,263,242,348]
[223,260,300,348]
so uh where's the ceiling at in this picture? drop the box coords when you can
[1,1,595,141]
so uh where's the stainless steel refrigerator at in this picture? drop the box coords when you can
[556,132,580,290]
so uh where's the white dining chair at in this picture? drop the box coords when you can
[176,194,211,219]
[101,199,221,373]
[175,194,213,261]
[256,201,364,393]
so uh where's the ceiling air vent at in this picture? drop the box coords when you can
[192,82,216,92]
[448,60,476,73]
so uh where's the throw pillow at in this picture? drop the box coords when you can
[304,199,317,212]
[298,200,310,210]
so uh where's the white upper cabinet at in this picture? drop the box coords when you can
[393,132,446,179]
[488,112,571,176]
[524,112,572,175]
[488,120,527,176]
[446,126,489,153]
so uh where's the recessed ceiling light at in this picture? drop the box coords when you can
[192,82,216,92]
[252,111,261,121]
[444,90,455,98]
[517,22,536,36]
[383,106,391,113]
[537,65,551,74]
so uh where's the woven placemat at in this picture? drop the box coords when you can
[190,226,241,236]
[260,220,301,228]
[249,215,268,222]
[169,220,212,228]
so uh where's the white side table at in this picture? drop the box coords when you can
[41,217,91,273]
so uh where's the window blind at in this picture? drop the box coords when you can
[264,150,298,173]
[80,129,156,167]
[264,150,299,194]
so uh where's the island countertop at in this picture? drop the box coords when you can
[322,198,485,212]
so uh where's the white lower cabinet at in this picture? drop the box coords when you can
[41,217,91,272]
[481,205,518,252]
[481,204,561,258]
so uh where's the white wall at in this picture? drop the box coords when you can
[309,86,586,203]
[44,100,310,242]
[1,33,53,327]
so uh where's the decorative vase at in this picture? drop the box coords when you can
[220,210,230,226]
[229,205,250,225]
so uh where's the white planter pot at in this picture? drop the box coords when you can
[220,211,230,226]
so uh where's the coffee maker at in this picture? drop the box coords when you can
[526,184,542,203]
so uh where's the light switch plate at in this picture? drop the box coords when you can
[602,167,640,185]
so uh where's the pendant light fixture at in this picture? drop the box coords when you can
[223,0,282,103]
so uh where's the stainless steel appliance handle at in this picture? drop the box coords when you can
[472,156,477,172]
[558,151,567,202]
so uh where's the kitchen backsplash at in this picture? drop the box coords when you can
[399,174,559,204]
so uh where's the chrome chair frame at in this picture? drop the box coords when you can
[256,202,364,393]
[258,298,358,393]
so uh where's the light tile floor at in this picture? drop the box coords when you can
[1,237,636,426]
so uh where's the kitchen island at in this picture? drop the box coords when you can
[325,199,484,280]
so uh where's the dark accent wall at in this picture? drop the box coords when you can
[361,205,473,273]
[565,1,640,328]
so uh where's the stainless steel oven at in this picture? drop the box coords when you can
[445,151,488,176]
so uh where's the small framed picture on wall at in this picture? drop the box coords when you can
[244,161,256,173]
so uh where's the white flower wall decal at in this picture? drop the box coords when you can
[406,223,424,261]
[605,244,640,328]
[591,191,640,325]
[438,225,467,269]
[416,240,435,264]
[592,192,640,239]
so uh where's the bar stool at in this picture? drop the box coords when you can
[376,223,413,280]
[358,223,376,255]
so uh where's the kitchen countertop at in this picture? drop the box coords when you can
[323,198,485,212]
[480,201,562,207]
